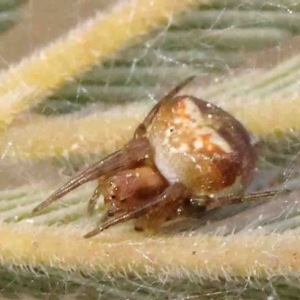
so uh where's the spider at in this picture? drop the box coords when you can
[32,77,282,238]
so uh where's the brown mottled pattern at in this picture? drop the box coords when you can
[147,96,257,197]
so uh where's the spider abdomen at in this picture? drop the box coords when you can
[147,96,257,198]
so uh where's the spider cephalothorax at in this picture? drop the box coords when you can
[33,77,279,238]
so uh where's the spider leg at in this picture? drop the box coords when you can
[87,185,102,215]
[98,206,125,224]
[161,76,196,101]
[134,76,195,138]
[134,199,186,231]
[83,182,191,238]
[192,189,291,211]
[32,137,153,213]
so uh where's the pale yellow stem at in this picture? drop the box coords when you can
[0,97,298,160]
[223,97,300,136]
[0,0,205,129]
[0,103,150,160]
[1,223,300,277]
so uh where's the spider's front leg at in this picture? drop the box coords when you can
[32,137,153,213]
[83,182,193,238]
[91,166,168,224]
[87,183,104,215]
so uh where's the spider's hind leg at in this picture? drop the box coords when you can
[192,189,290,211]
[134,76,195,139]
